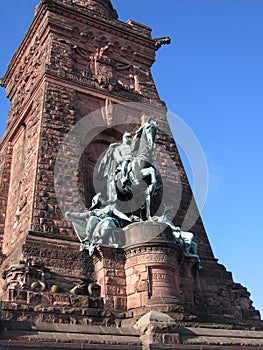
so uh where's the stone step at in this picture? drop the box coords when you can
[0,320,142,350]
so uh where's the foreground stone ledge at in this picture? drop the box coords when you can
[0,321,142,349]
[134,311,263,349]
[1,316,263,349]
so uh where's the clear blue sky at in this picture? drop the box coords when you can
[0,0,262,316]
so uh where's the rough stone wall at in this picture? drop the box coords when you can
[0,0,261,330]
[23,233,93,282]
[190,259,261,324]
[66,0,118,19]
[31,84,78,236]
[44,0,161,104]
[1,94,43,257]
[94,246,127,312]
[0,143,12,259]
[0,5,51,256]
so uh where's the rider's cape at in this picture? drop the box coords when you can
[97,143,121,180]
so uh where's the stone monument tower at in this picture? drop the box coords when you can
[0,0,262,348]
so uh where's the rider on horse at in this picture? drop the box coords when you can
[112,132,133,187]
[97,119,159,217]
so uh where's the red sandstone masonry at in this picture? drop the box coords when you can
[0,0,261,331]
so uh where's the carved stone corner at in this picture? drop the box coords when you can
[0,258,49,302]
[135,311,180,349]
[93,244,125,261]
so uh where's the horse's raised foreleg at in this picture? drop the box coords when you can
[141,167,157,194]
[141,167,157,220]
[108,174,118,202]
[145,189,151,220]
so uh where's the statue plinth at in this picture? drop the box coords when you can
[122,221,173,246]
[92,221,188,315]
[123,222,184,313]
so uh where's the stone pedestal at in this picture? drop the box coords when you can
[91,222,191,318]
[123,222,184,313]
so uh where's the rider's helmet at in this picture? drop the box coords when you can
[122,131,132,144]
[89,192,106,210]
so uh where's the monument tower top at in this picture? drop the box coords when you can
[47,0,118,19]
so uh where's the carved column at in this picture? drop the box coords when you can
[124,222,184,314]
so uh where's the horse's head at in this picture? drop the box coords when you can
[132,118,158,157]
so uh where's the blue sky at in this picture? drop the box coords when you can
[0,0,262,316]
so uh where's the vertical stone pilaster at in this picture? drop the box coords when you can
[179,257,199,306]
[93,246,126,311]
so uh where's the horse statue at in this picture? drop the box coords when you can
[97,118,159,219]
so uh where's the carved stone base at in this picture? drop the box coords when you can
[0,231,107,325]
[0,226,262,330]
[124,222,184,314]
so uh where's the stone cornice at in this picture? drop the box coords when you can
[48,0,153,41]
[124,240,183,256]
[45,0,156,48]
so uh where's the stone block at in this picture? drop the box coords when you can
[106,285,125,296]
[105,276,126,286]
[114,296,127,311]
[52,293,71,306]
[70,295,90,308]
[127,294,143,310]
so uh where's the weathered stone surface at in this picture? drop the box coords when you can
[0,320,142,349]
[0,1,262,349]
[134,312,263,349]
[180,326,263,347]
[93,246,126,311]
